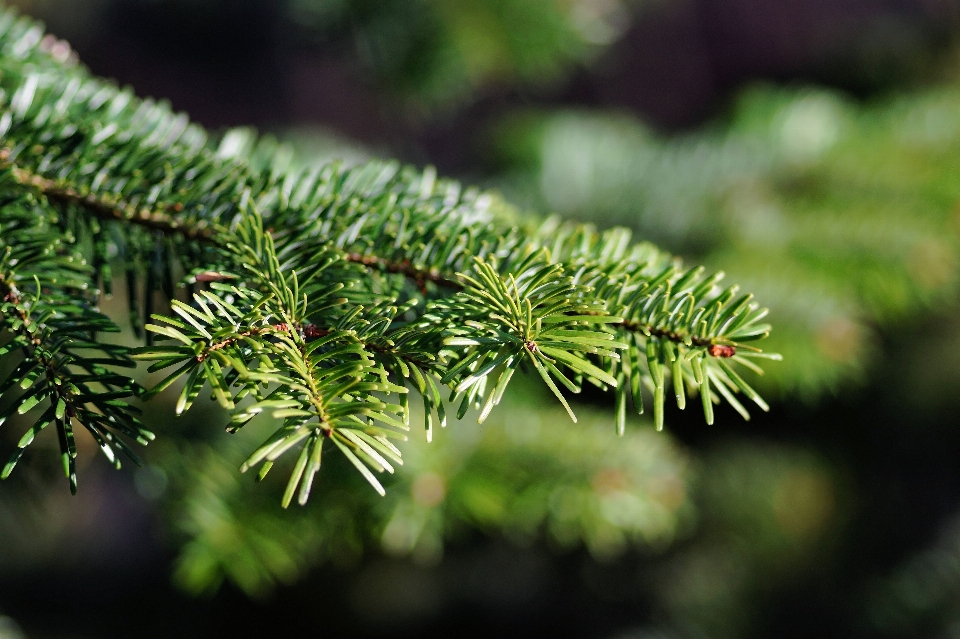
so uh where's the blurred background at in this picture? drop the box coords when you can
[5,0,960,637]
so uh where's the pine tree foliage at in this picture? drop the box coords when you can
[0,6,775,503]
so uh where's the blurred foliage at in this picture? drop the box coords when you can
[489,86,960,398]
[653,441,844,637]
[158,377,691,596]
[289,0,639,112]
[868,512,960,636]
[12,0,644,114]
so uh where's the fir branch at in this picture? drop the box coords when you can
[0,5,777,502]
[2,154,217,241]
[0,182,151,491]
[0,275,81,490]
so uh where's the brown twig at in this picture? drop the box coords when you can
[2,152,215,241]
[4,151,734,357]
[619,317,735,357]
[344,252,459,291]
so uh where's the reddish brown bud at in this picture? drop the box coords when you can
[301,324,328,339]
[708,344,736,358]
[194,271,234,282]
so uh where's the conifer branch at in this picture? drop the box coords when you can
[3,154,217,241]
[0,5,778,502]
[0,179,152,492]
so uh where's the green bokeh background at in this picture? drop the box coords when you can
[4,1,960,637]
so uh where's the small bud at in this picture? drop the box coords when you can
[194,271,234,282]
[708,344,736,358]
[301,324,328,339]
